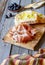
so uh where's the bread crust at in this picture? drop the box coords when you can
[15,10,45,26]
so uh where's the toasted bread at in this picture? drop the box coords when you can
[1,54,19,65]
[39,48,45,54]
[15,10,45,26]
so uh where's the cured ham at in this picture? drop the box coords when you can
[10,23,36,43]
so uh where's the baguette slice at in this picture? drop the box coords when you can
[39,48,45,54]
[3,25,45,50]
[15,10,45,26]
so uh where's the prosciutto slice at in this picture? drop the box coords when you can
[10,23,36,43]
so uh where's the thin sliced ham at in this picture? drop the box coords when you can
[10,23,37,43]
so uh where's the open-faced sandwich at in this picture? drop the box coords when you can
[34,48,45,58]
[3,22,45,50]
[1,48,45,65]
[15,10,45,26]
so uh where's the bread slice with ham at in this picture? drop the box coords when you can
[39,48,45,54]
[33,48,45,58]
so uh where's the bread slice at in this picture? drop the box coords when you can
[1,54,19,65]
[39,48,45,54]
[3,24,45,50]
[15,10,45,26]
[33,48,45,58]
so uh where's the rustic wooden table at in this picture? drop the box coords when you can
[0,0,45,64]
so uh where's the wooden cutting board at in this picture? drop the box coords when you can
[2,18,45,50]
